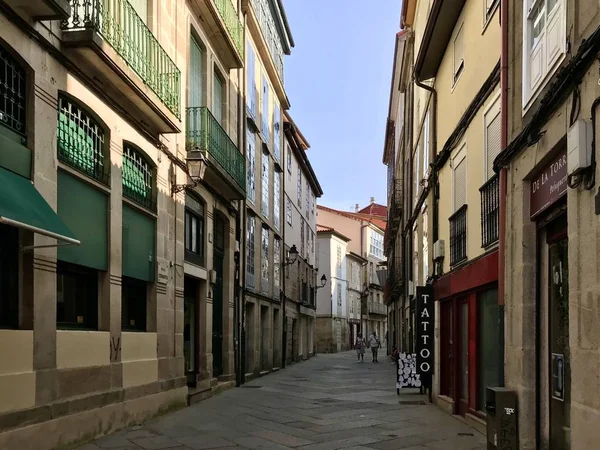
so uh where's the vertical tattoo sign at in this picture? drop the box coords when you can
[416,285,434,383]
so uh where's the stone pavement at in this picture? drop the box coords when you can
[78,351,486,450]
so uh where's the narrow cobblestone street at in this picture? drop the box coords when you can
[79,351,486,450]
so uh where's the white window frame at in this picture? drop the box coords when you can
[261,151,270,218]
[451,144,467,212]
[483,92,502,180]
[286,196,292,225]
[423,110,430,178]
[522,0,566,113]
[484,0,499,28]
[452,23,465,87]
[273,171,280,230]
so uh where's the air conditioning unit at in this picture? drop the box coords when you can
[433,240,445,261]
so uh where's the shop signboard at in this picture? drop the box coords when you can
[416,285,434,384]
[530,150,568,219]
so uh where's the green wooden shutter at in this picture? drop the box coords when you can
[213,73,223,124]
[190,36,203,108]
[122,203,156,282]
[57,171,108,270]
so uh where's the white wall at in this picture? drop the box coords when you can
[329,235,348,319]
[316,234,332,316]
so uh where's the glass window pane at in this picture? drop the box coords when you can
[191,216,198,253]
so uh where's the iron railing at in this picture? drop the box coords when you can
[213,0,244,59]
[62,0,181,118]
[186,106,246,193]
[480,174,499,248]
[449,205,468,266]
[122,144,156,211]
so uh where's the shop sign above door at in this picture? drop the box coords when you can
[530,150,567,219]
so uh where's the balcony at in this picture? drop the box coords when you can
[189,0,244,69]
[368,300,387,316]
[186,106,246,200]
[61,0,181,134]
[480,174,499,248]
[449,205,468,266]
[5,0,71,19]
[388,177,403,232]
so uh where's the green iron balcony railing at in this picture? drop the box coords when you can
[62,0,181,119]
[213,0,244,60]
[186,106,246,193]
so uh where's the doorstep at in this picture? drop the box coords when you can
[187,380,235,405]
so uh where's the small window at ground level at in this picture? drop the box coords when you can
[0,223,19,329]
[56,261,98,330]
[0,46,26,137]
[122,277,147,332]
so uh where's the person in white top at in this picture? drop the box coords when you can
[369,331,381,363]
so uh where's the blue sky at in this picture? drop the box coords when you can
[283,0,402,212]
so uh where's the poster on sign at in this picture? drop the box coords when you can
[416,285,435,386]
[396,352,420,393]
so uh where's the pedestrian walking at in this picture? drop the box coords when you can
[369,331,381,362]
[354,333,365,362]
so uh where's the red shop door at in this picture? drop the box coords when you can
[440,300,455,401]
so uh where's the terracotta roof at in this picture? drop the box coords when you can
[358,203,388,217]
[317,205,387,231]
[316,225,333,232]
[316,224,351,242]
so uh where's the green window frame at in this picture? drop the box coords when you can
[57,96,109,185]
[122,144,156,211]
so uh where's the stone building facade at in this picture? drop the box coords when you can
[0,0,192,448]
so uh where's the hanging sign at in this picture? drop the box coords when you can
[530,150,567,219]
[416,285,435,382]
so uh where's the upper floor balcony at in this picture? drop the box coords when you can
[61,0,181,134]
[5,0,71,20]
[189,0,244,69]
[368,300,387,316]
[186,106,246,200]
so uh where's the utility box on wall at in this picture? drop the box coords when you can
[485,387,518,450]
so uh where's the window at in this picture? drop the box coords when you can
[246,215,255,288]
[297,169,302,205]
[414,141,420,207]
[261,227,269,294]
[306,223,310,260]
[274,238,281,294]
[58,96,108,184]
[0,45,26,137]
[261,151,270,218]
[423,209,429,284]
[123,144,155,211]
[485,0,499,22]
[300,220,305,257]
[523,0,565,107]
[453,24,464,83]
[423,111,430,177]
[274,171,280,230]
[305,182,310,217]
[286,197,292,225]
[185,194,204,265]
[262,76,270,141]
[336,245,342,278]
[287,144,292,173]
[484,97,501,180]
[370,232,384,259]
[213,71,224,124]
[453,155,467,211]
[273,102,281,162]
[122,277,147,331]
[56,261,98,329]
[337,283,342,308]
[189,35,203,108]
[247,130,256,203]
[0,224,19,329]
[311,193,315,216]
[246,41,256,117]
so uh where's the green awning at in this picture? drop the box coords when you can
[0,167,80,245]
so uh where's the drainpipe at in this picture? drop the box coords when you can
[499,0,508,389]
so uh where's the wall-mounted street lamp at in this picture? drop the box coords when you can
[282,245,298,266]
[171,152,207,195]
[316,274,327,290]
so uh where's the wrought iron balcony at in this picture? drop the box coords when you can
[214,0,244,59]
[449,205,468,266]
[480,174,499,248]
[62,0,181,133]
[186,107,246,199]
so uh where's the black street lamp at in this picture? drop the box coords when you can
[316,273,327,289]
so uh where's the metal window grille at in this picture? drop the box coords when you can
[0,47,26,136]
[246,215,255,288]
[261,152,269,218]
[449,205,468,266]
[57,96,109,185]
[480,174,499,247]
[261,227,269,294]
[274,172,280,230]
[273,238,281,293]
[122,145,155,210]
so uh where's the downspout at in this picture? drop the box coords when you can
[499,0,508,389]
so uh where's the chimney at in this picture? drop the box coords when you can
[370,197,375,205]
[355,204,360,213]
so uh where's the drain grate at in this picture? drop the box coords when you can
[458,432,474,437]
[242,385,262,388]
[398,400,427,405]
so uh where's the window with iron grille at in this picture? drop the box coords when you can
[122,145,155,210]
[0,46,26,138]
[261,151,269,218]
[261,227,269,294]
[480,174,499,247]
[58,96,108,185]
[449,205,468,266]
[274,171,280,230]
[274,238,281,294]
[246,215,255,288]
